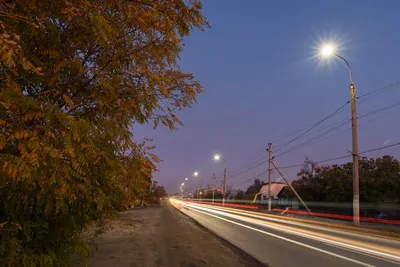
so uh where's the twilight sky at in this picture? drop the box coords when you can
[135,0,400,193]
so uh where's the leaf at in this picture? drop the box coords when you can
[1,48,15,67]
[148,153,161,163]
[63,94,74,107]
[0,134,6,149]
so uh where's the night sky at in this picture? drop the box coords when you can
[135,0,400,193]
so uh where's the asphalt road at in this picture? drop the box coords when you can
[90,203,264,267]
[172,200,400,267]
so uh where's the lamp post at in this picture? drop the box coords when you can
[320,44,360,226]
[214,154,227,206]
[193,171,201,201]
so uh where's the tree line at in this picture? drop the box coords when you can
[229,155,400,206]
[289,155,400,204]
[0,0,207,265]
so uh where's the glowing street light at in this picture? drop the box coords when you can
[185,177,188,180]
[319,43,359,226]
[320,44,335,57]
[319,43,353,83]
[193,172,198,177]
[213,154,226,163]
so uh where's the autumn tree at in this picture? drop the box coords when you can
[0,0,207,265]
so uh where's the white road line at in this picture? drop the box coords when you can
[190,203,400,246]
[183,205,375,267]
[323,242,400,265]
[184,202,400,263]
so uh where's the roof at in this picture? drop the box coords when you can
[259,183,286,198]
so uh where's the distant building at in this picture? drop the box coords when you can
[259,182,286,201]
[202,187,223,195]
[258,183,299,208]
[276,186,299,209]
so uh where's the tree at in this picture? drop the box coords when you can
[234,189,245,200]
[291,156,400,203]
[203,190,223,200]
[0,0,208,265]
[225,185,233,199]
[245,179,265,196]
[151,182,167,200]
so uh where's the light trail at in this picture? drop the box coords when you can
[185,199,400,225]
[186,202,400,246]
[171,199,400,266]
[177,201,375,267]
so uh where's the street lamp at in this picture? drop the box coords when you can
[185,177,188,180]
[320,44,359,226]
[214,154,227,206]
[193,171,202,202]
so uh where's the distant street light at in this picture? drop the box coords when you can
[193,172,199,177]
[213,154,227,206]
[320,43,359,226]
[185,177,188,180]
[181,182,184,186]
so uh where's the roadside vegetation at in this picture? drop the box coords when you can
[0,0,207,265]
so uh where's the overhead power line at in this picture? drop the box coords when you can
[275,100,400,157]
[357,81,400,103]
[360,142,400,154]
[231,169,268,188]
[225,157,268,181]
[271,81,400,148]
[278,142,400,170]
[274,101,350,154]
[215,81,400,186]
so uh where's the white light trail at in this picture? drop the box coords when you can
[175,201,400,264]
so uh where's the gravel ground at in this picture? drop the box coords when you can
[89,201,264,267]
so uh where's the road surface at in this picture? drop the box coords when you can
[90,203,264,267]
[172,200,400,267]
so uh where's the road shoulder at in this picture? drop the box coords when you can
[90,202,265,267]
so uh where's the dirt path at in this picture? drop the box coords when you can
[90,201,264,267]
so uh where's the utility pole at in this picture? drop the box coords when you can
[267,143,272,212]
[197,182,200,202]
[222,167,227,206]
[212,174,216,203]
[350,82,360,226]
[199,179,203,202]
[271,160,311,214]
